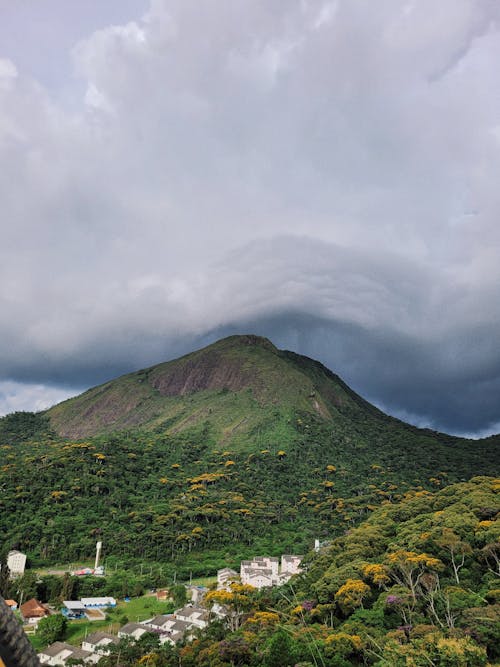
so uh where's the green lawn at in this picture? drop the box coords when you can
[112,596,174,623]
[64,619,119,646]
[188,575,217,588]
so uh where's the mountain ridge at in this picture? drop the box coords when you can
[45,333,497,447]
[45,334,380,441]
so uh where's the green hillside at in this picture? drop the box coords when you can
[1,335,499,575]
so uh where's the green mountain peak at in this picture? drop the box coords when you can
[45,334,361,441]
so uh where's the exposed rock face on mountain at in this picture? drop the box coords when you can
[46,334,378,441]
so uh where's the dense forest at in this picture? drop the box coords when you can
[101,477,500,666]
[23,477,497,667]
[1,408,498,577]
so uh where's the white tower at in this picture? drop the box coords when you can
[95,541,102,570]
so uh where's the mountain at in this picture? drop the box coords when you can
[45,334,381,442]
[1,334,499,572]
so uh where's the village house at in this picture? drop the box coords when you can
[38,596,221,665]
[156,588,170,601]
[118,622,153,641]
[174,605,209,629]
[81,631,119,655]
[38,642,97,665]
[160,619,196,645]
[20,598,51,624]
[7,550,27,577]
[186,584,208,603]
[146,614,175,632]
[146,615,194,640]
[4,599,17,610]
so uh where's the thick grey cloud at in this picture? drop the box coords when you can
[1,1,499,435]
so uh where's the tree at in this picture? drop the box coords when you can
[436,528,471,584]
[264,630,297,667]
[16,571,38,603]
[386,550,443,602]
[218,636,252,666]
[170,584,187,608]
[37,614,67,645]
[204,584,257,632]
[361,563,390,588]
[60,572,75,602]
[334,579,370,614]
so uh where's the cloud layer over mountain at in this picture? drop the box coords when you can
[1,0,500,435]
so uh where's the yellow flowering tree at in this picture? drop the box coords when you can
[204,583,257,631]
[386,550,444,601]
[334,578,370,614]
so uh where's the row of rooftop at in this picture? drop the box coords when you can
[31,552,302,664]
[38,603,212,665]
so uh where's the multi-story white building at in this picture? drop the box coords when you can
[281,555,302,575]
[7,550,26,577]
[216,567,238,590]
[240,554,303,589]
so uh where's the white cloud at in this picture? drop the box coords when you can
[0,381,78,417]
[0,59,17,80]
[0,0,499,433]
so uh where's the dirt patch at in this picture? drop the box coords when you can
[85,608,106,620]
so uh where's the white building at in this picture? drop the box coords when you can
[146,614,175,632]
[281,555,302,575]
[118,622,151,641]
[38,642,97,665]
[174,605,209,629]
[241,568,275,588]
[187,585,208,603]
[159,619,194,645]
[7,550,26,577]
[81,632,118,655]
[80,597,116,608]
[217,567,238,590]
[240,555,302,589]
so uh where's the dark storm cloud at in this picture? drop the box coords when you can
[0,1,500,435]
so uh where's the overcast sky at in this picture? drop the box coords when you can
[1,0,500,437]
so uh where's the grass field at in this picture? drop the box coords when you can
[111,596,174,623]
[189,575,217,588]
[65,619,120,646]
